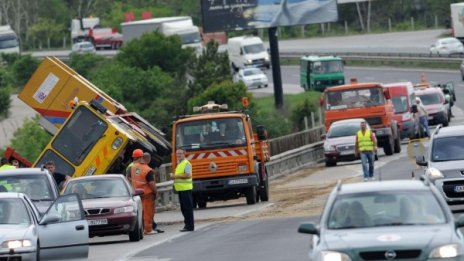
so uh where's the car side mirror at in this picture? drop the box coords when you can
[415,155,427,167]
[456,215,464,228]
[320,134,326,140]
[411,104,418,113]
[298,222,319,235]
[133,188,144,196]
[40,214,60,225]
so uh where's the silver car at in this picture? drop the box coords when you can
[0,192,89,260]
[233,67,269,89]
[416,125,464,211]
[429,37,464,57]
[71,41,96,54]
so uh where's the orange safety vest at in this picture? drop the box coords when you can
[130,162,153,195]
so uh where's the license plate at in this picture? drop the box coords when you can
[340,150,354,155]
[455,186,464,193]
[88,219,108,226]
[229,178,248,185]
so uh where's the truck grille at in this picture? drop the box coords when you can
[365,117,382,126]
[359,249,421,260]
[193,162,238,177]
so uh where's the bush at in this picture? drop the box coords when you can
[9,115,51,162]
[11,55,40,88]
[290,98,319,131]
[68,53,106,79]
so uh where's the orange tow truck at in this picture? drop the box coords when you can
[323,79,401,156]
[171,99,270,208]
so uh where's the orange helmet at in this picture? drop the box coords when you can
[132,149,143,158]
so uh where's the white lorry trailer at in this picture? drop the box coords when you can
[451,3,464,42]
[0,25,20,54]
[121,16,203,53]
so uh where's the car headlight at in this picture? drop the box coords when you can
[114,206,135,214]
[429,244,462,258]
[319,251,352,261]
[402,112,411,121]
[324,143,336,152]
[112,137,123,150]
[2,240,32,249]
[264,56,270,61]
[426,167,444,179]
[246,59,253,64]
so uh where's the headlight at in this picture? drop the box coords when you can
[111,137,123,150]
[114,206,135,214]
[402,112,411,121]
[429,244,462,258]
[264,56,270,61]
[320,251,352,261]
[2,240,32,249]
[324,143,336,152]
[246,59,252,64]
[426,167,444,179]
[238,165,248,173]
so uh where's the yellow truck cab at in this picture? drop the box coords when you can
[172,100,270,208]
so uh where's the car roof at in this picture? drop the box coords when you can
[0,192,23,199]
[338,180,430,194]
[433,125,464,138]
[69,174,125,181]
[0,167,49,176]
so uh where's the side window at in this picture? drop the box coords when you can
[410,93,415,107]
[46,194,84,222]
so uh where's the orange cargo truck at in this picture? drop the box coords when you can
[171,99,270,208]
[323,80,401,156]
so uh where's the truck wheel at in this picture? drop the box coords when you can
[198,201,207,209]
[443,118,449,127]
[383,136,394,156]
[394,134,401,153]
[246,186,257,205]
[259,178,269,202]
[325,160,337,167]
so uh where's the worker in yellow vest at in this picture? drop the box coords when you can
[171,149,194,232]
[0,158,16,170]
[355,121,377,182]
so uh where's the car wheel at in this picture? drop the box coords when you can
[129,219,141,242]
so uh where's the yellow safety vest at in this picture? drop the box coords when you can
[174,159,193,191]
[357,130,375,151]
[0,164,16,170]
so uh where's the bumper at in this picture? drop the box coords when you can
[87,212,138,237]
[246,81,268,89]
[325,152,358,163]
[0,248,35,261]
[428,111,447,125]
[193,174,258,193]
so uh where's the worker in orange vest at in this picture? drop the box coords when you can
[130,149,158,235]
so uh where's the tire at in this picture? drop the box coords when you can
[246,186,257,205]
[383,136,394,156]
[129,219,141,242]
[394,134,401,153]
[325,160,337,167]
[198,200,207,209]
[443,118,449,127]
[259,178,269,202]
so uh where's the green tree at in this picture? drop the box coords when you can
[189,41,231,96]
[290,98,318,131]
[68,53,106,79]
[27,18,66,48]
[11,55,40,88]
[9,116,51,162]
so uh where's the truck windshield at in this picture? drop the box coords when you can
[0,34,19,49]
[180,32,201,44]
[52,106,108,165]
[326,87,385,110]
[310,60,343,74]
[243,44,265,54]
[35,149,75,176]
[176,118,246,150]
[391,96,408,114]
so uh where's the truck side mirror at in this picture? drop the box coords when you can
[256,125,267,140]
[411,104,418,113]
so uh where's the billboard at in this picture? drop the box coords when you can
[201,0,338,33]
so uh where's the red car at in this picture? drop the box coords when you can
[62,174,144,241]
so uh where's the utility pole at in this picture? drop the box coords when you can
[268,27,283,109]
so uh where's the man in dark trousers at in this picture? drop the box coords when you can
[171,149,194,232]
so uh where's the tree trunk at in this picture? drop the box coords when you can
[356,2,365,32]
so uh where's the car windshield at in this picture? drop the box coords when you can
[431,136,464,162]
[0,34,19,49]
[326,87,385,110]
[0,199,30,224]
[327,190,446,229]
[243,43,265,54]
[243,68,263,76]
[310,60,343,74]
[417,93,441,105]
[180,32,201,44]
[328,123,362,138]
[0,175,54,201]
[391,96,408,114]
[63,178,130,199]
[52,106,108,165]
[176,117,246,150]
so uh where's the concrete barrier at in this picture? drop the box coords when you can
[154,142,324,211]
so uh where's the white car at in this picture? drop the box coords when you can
[429,37,464,56]
[233,67,269,89]
[71,41,96,54]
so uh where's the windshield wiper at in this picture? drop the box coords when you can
[375,222,418,226]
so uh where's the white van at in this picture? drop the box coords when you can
[227,36,270,71]
[0,25,20,54]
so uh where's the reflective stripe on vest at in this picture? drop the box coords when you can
[131,162,153,195]
[357,129,374,151]
[174,159,193,191]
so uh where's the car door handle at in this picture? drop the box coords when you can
[75,225,85,231]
